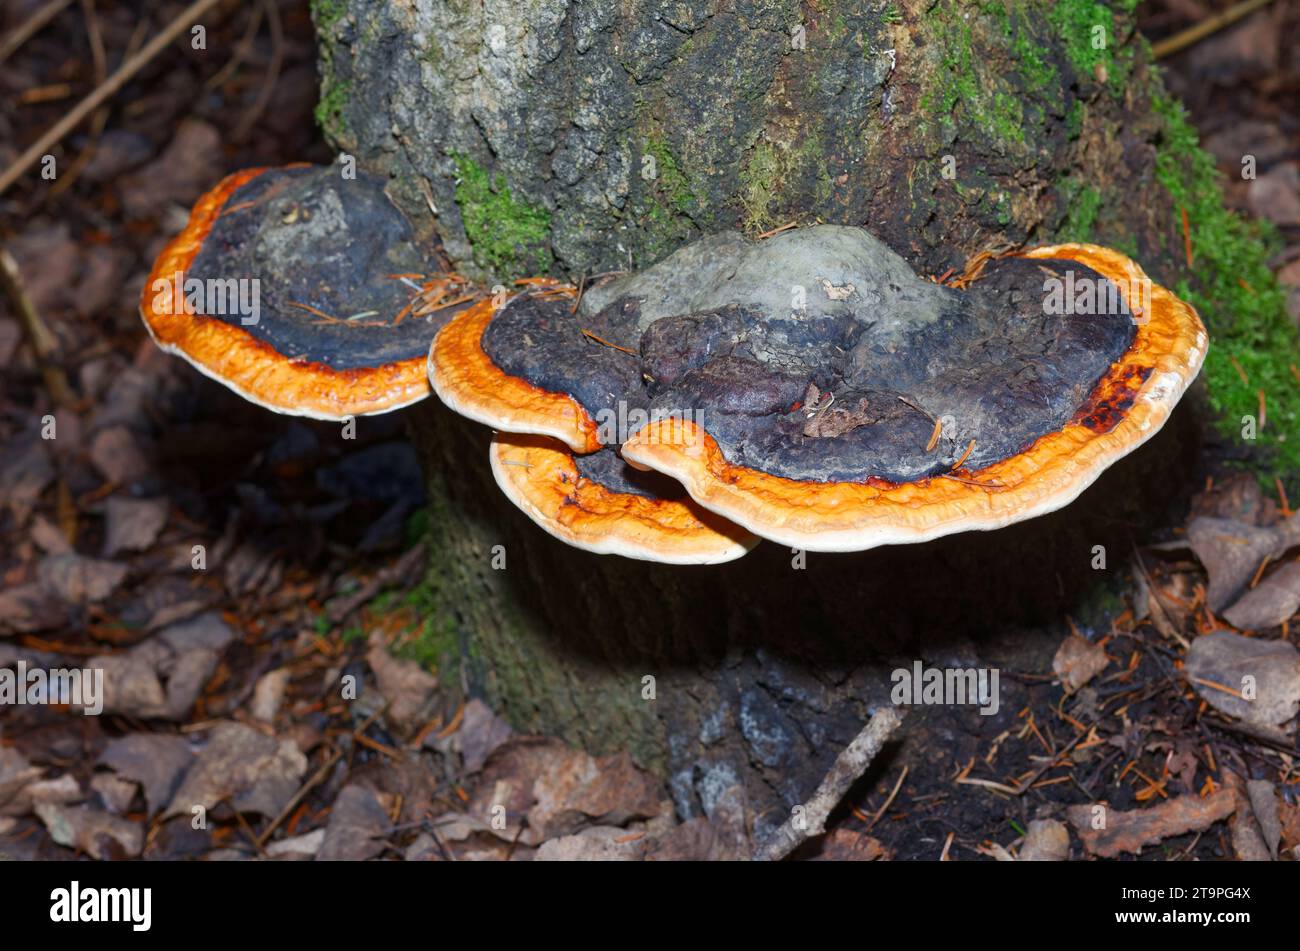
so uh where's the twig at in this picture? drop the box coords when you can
[327,541,426,622]
[0,0,226,197]
[231,0,282,141]
[753,707,905,861]
[580,328,637,355]
[254,747,341,847]
[0,0,74,65]
[864,765,908,832]
[47,0,109,198]
[227,798,268,858]
[255,702,390,847]
[757,221,797,239]
[0,249,75,407]
[1151,0,1277,60]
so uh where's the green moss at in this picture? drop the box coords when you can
[1047,0,1115,77]
[313,78,349,139]
[1009,23,1058,92]
[310,0,351,142]
[919,4,1025,146]
[1150,91,1300,479]
[739,140,782,233]
[1066,100,1085,140]
[394,577,459,671]
[1058,179,1102,243]
[310,0,345,31]
[644,136,695,213]
[452,153,552,280]
[883,4,903,25]
[987,92,1026,145]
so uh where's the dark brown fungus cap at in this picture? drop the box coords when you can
[141,165,472,419]
[429,228,1206,554]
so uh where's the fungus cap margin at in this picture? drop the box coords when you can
[139,167,434,420]
[618,244,1207,552]
[490,432,758,564]
[429,297,603,453]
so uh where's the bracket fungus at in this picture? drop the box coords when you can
[490,434,757,564]
[429,226,1206,555]
[140,165,473,419]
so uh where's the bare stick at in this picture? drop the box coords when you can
[1151,0,1276,60]
[0,249,75,407]
[0,0,74,65]
[754,706,905,861]
[0,0,225,198]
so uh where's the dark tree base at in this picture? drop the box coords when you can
[407,393,1202,835]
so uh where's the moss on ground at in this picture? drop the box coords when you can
[452,153,552,281]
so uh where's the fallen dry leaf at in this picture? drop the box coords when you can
[1067,789,1236,858]
[88,611,236,719]
[102,496,168,556]
[90,772,139,814]
[366,633,438,736]
[1053,633,1111,693]
[472,737,662,845]
[535,826,648,861]
[1246,779,1281,861]
[0,583,67,635]
[267,828,326,859]
[1223,561,1300,631]
[317,784,389,861]
[1225,772,1273,861]
[453,698,514,773]
[812,828,889,861]
[164,721,306,819]
[35,802,143,859]
[1018,818,1070,861]
[0,747,43,814]
[250,668,290,723]
[37,553,128,605]
[1188,516,1300,611]
[1184,631,1300,729]
[98,733,194,817]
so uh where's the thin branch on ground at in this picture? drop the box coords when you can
[754,707,905,861]
[0,0,226,197]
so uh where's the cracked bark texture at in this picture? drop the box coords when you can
[316,0,1184,286]
[326,0,1204,831]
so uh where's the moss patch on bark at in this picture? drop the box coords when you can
[1149,90,1299,482]
[452,154,553,282]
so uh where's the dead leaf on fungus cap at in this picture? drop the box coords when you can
[140,165,474,419]
[428,226,1206,553]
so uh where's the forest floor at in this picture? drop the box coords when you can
[0,0,1297,861]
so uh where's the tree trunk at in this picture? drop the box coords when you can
[408,397,1199,834]
[322,0,1213,834]
[314,0,1183,286]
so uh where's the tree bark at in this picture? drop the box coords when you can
[315,0,1183,286]
[408,396,1199,835]
[324,0,1208,834]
